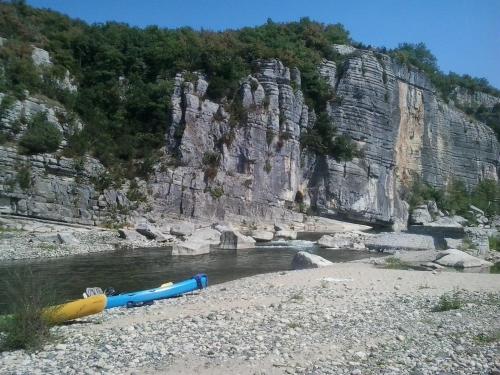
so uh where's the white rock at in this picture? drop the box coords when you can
[171,240,210,256]
[291,251,333,270]
[187,228,221,246]
[251,230,274,242]
[118,228,145,242]
[434,249,493,268]
[57,232,79,245]
[170,222,195,237]
[219,230,256,250]
[275,230,297,240]
[317,235,352,249]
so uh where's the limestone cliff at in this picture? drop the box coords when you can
[0,45,498,228]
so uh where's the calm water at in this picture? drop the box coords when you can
[0,239,378,313]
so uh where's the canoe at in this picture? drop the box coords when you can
[44,294,107,324]
[105,274,208,309]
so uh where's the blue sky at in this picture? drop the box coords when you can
[27,0,500,88]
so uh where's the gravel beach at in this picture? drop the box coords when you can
[1,263,499,375]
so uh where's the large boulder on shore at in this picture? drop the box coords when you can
[187,228,221,246]
[410,205,433,225]
[172,240,210,256]
[434,249,493,268]
[251,230,274,242]
[292,251,333,270]
[219,230,256,250]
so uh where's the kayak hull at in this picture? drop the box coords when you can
[44,294,107,324]
[105,274,208,309]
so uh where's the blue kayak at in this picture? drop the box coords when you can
[105,274,208,309]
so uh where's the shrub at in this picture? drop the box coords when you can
[433,290,463,312]
[266,128,274,145]
[264,160,272,173]
[91,171,113,192]
[0,268,55,351]
[16,164,31,191]
[489,236,500,252]
[19,112,62,154]
[209,186,224,199]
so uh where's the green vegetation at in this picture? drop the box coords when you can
[406,178,500,219]
[433,290,463,312]
[208,186,224,199]
[18,112,62,154]
[15,163,31,190]
[461,103,500,141]
[0,269,55,351]
[389,43,500,102]
[489,235,500,252]
[300,112,360,161]
[474,331,500,344]
[383,257,411,270]
[264,159,272,173]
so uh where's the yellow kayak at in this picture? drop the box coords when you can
[44,294,107,324]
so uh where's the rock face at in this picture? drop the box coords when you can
[434,249,493,268]
[292,251,333,269]
[155,47,498,229]
[0,146,128,225]
[0,45,498,229]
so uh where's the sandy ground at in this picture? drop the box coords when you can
[1,263,499,375]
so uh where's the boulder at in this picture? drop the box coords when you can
[57,232,79,245]
[251,230,274,242]
[213,223,233,232]
[188,228,221,246]
[170,222,195,237]
[135,223,170,242]
[292,251,333,270]
[172,240,210,256]
[118,228,145,242]
[274,223,289,232]
[444,237,463,249]
[317,235,352,249]
[410,205,432,225]
[34,234,59,243]
[464,227,493,255]
[434,249,493,268]
[219,230,256,250]
[427,201,439,217]
[365,233,435,251]
[275,230,297,240]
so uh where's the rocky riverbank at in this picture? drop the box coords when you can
[1,263,499,375]
[0,215,372,261]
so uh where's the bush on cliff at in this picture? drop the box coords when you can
[300,112,359,161]
[19,112,62,154]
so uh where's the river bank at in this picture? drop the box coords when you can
[1,263,499,375]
